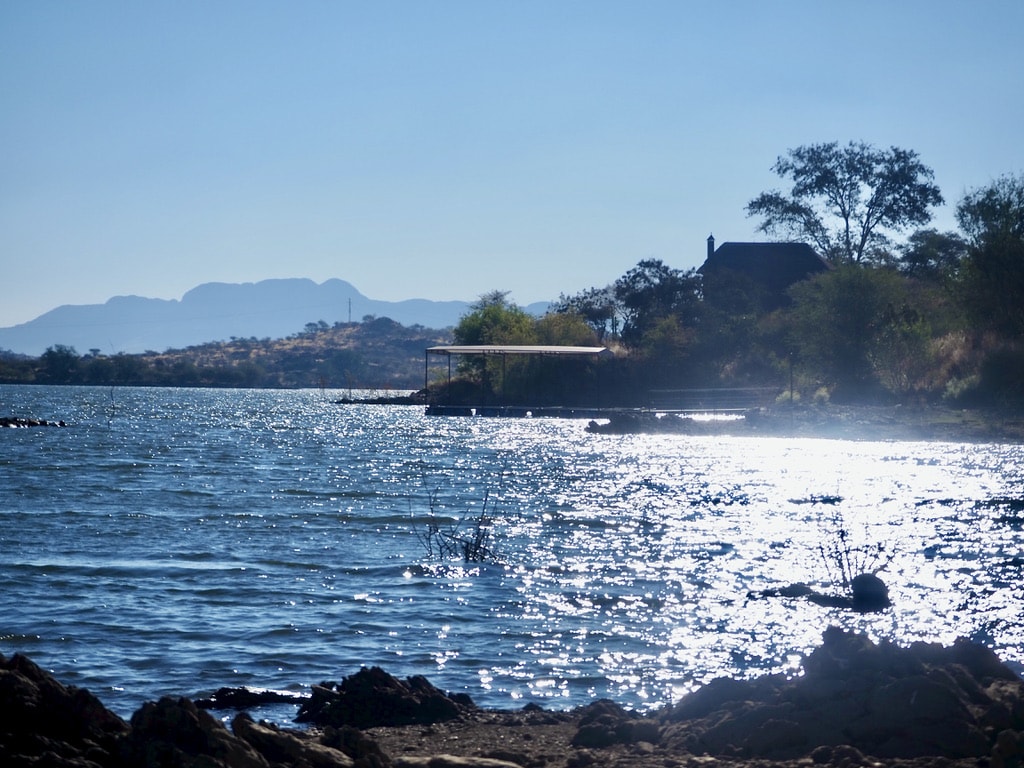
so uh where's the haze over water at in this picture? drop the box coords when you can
[2,386,1022,722]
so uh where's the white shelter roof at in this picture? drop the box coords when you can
[427,345,609,357]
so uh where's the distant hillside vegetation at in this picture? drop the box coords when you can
[0,277,549,356]
[0,317,452,390]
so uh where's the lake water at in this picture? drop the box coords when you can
[1,385,1022,723]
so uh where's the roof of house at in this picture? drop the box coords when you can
[699,241,830,295]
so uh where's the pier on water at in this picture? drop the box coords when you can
[422,345,779,419]
[425,404,617,419]
[425,388,779,419]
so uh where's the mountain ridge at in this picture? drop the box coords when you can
[0,278,550,356]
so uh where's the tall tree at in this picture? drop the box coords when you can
[956,173,1024,337]
[453,291,537,346]
[38,345,80,384]
[452,291,538,398]
[897,228,967,280]
[551,286,618,341]
[786,266,921,399]
[535,312,599,347]
[747,141,944,263]
[613,259,701,349]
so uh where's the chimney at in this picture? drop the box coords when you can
[707,233,715,259]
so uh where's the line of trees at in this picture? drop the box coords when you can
[6,141,1021,408]
[0,317,445,390]
[442,143,1024,408]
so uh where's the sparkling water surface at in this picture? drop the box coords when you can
[1,385,1022,722]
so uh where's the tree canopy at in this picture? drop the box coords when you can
[551,286,618,342]
[453,291,537,347]
[612,259,701,349]
[956,173,1024,336]
[786,266,929,399]
[12,143,1024,409]
[897,229,967,280]
[747,141,943,264]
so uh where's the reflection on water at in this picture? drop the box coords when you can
[0,385,1022,719]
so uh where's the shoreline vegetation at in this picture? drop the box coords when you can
[5,166,1024,437]
[4,401,1024,444]
[3,628,1023,767]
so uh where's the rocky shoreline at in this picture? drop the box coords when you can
[0,416,66,428]
[5,403,1023,443]
[586,403,1024,444]
[3,628,1022,767]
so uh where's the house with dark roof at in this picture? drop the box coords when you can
[698,235,831,311]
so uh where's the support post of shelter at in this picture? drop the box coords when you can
[424,345,610,413]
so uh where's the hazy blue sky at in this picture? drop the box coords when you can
[2,1,1022,328]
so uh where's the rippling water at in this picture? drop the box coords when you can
[1,385,1022,721]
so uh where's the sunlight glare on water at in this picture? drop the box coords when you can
[1,386,1022,721]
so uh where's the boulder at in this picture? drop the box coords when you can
[196,686,306,710]
[850,573,891,612]
[661,626,1024,760]
[232,713,353,767]
[120,696,269,768]
[0,652,128,767]
[752,574,892,613]
[319,724,391,766]
[570,699,663,748]
[296,666,474,729]
[0,416,66,427]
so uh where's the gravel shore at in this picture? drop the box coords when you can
[4,627,1023,767]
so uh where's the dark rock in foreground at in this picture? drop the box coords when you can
[0,654,367,767]
[0,653,128,766]
[660,626,1024,760]
[120,696,270,768]
[3,629,1024,767]
[296,666,475,728]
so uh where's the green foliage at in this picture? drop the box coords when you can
[956,173,1024,337]
[694,269,771,384]
[613,259,701,350]
[747,141,943,263]
[11,149,1024,409]
[976,345,1024,404]
[39,345,80,384]
[451,292,539,398]
[3,318,446,389]
[551,286,618,341]
[534,312,599,347]
[304,320,330,335]
[0,351,33,383]
[897,228,967,280]
[453,291,537,347]
[869,302,934,398]
[787,266,924,400]
[638,315,694,383]
[957,173,1024,244]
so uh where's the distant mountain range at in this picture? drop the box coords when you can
[0,278,550,356]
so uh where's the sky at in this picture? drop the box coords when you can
[2,1,1022,328]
